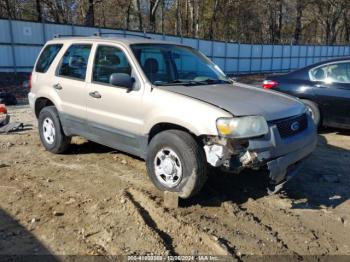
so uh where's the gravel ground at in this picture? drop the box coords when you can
[1,105,350,259]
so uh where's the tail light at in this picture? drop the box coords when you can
[262,80,278,89]
[28,73,32,91]
[0,104,7,114]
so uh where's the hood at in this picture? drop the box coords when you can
[157,82,305,121]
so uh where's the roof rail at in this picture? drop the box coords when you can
[93,32,152,39]
[53,34,86,38]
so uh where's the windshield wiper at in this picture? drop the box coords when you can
[153,78,233,86]
[153,80,206,86]
[196,79,233,85]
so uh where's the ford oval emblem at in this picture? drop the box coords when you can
[290,121,300,131]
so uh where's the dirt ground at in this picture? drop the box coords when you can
[1,105,350,260]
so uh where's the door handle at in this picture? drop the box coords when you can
[53,83,62,90]
[89,91,101,99]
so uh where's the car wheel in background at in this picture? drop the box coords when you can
[301,99,321,127]
[146,130,207,199]
[38,106,71,154]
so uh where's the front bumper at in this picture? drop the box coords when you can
[248,114,317,185]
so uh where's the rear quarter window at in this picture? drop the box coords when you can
[309,65,327,81]
[35,44,63,73]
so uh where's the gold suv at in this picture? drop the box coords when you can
[29,36,317,198]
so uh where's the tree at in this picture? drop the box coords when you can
[136,0,143,31]
[176,0,182,36]
[313,0,346,44]
[208,0,219,40]
[294,0,303,44]
[85,0,94,26]
[2,0,350,44]
[4,0,13,18]
[35,0,42,22]
[149,0,161,32]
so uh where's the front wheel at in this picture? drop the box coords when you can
[146,130,207,199]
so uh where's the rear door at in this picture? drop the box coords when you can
[310,61,350,127]
[85,43,144,156]
[54,43,92,135]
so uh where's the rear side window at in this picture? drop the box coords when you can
[309,62,350,83]
[327,62,350,83]
[35,44,63,73]
[58,44,92,80]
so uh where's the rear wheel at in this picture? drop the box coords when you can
[301,99,321,127]
[146,130,207,199]
[38,106,71,154]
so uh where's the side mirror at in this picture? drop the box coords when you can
[109,73,135,90]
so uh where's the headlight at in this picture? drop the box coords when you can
[216,116,269,138]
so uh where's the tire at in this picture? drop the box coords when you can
[301,99,321,127]
[38,106,71,154]
[146,130,207,199]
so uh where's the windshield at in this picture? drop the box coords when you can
[130,44,231,86]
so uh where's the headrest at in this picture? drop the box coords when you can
[143,58,158,74]
[314,68,325,79]
[99,54,120,65]
[68,55,86,68]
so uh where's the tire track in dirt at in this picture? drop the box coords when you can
[92,162,240,257]
[122,190,177,255]
[242,197,341,255]
[96,160,296,257]
[126,188,240,258]
[205,181,301,256]
[171,183,295,256]
[224,201,298,255]
[1,154,168,255]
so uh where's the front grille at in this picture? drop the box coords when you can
[273,113,308,138]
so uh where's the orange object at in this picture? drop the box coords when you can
[0,104,7,114]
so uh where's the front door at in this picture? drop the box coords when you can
[86,44,144,156]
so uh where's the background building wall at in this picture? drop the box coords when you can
[1,19,349,74]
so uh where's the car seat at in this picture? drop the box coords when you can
[143,58,159,83]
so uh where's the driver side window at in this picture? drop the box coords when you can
[93,45,131,84]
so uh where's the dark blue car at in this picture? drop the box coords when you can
[263,57,350,129]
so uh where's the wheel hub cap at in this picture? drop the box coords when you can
[154,148,182,188]
[42,117,56,145]
[162,158,175,175]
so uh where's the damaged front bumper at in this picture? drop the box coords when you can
[204,114,317,190]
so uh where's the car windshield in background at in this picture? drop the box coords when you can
[130,44,231,86]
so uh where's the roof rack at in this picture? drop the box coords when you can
[53,32,152,40]
[93,32,152,39]
[53,34,85,38]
